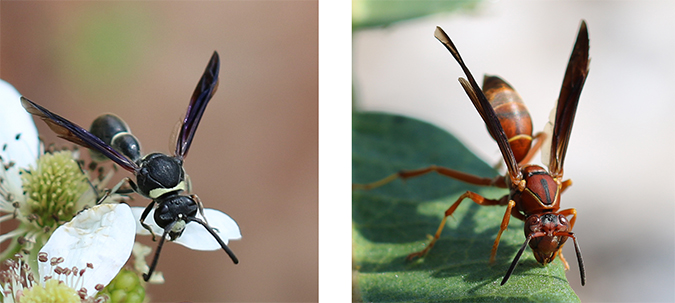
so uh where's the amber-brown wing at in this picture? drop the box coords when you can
[434,26,522,183]
[21,96,139,172]
[548,20,590,178]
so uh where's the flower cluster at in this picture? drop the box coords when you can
[0,202,137,303]
[0,80,138,302]
[0,150,93,260]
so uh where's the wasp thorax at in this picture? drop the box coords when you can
[519,165,560,215]
[525,213,570,264]
[136,153,185,198]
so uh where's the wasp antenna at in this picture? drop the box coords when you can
[553,231,585,286]
[189,216,239,264]
[143,223,173,281]
[501,235,533,285]
[570,233,586,286]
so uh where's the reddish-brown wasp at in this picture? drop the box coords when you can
[354,20,589,285]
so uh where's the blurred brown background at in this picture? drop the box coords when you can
[1,1,317,302]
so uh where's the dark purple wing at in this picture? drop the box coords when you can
[434,26,522,183]
[548,20,590,178]
[21,96,139,172]
[175,51,220,159]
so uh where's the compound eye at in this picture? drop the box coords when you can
[158,202,170,215]
[527,215,540,225]
[558,214,568,224]
[525,215,541,233]
[154,203,173,227]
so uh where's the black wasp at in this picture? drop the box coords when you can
[21,51,239,281]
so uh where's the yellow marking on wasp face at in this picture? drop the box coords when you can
[171,220,187,234]
[149,181,187,198]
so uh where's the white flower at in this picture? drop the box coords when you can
[0,79,39,245]
[0,80,140,300]
[0,79,125,264]
[0,203,136,302]
[131,242,164,284]
[130,207,241,251]
[38,203,136,296]
[0,148,103,261]
[0,79,39,170]
[0,80,42,261]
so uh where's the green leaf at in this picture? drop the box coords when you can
[352,0,481,30]
[352,112,580,302]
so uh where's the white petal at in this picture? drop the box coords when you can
[130,206,241,251]
[0,79,39,169]
[0,164,24,213]
[39,203,136,293]
[177,208,241,251]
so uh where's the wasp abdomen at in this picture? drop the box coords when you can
[89,114,142,162]
[483,75,533,163]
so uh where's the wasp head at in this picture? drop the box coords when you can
[154,195,198,241]
[524,213,570,265]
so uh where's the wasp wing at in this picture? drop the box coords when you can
[434,26,522,183]
[547,20,589,178]
[21,96,139,172]
[175,51,220,159]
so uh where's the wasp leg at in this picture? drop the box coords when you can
[549,231,586,286]
[407,192,508,261]
[190,194,211,228]
[555,207,578,270]
[139,200,157,241]
[560,179,573,193]
[559,208,577,231]
[353,165,504,191]
[517,132,546,166]
[557,250,569,271]
[96,177,133,204]
[489,200,526,264]
[143,221,175,282]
